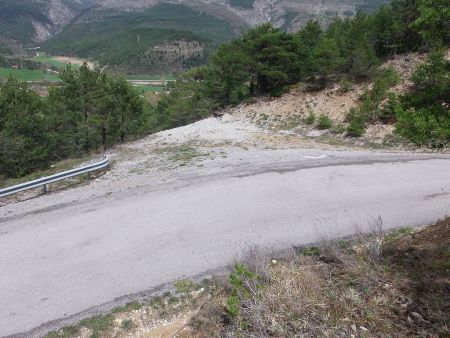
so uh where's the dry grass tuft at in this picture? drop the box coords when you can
[189,218,450,337]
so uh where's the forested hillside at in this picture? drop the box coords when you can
[42,4,245,74]
[0,0,449,180]
[152,0,449,140]
[0,67,147,178]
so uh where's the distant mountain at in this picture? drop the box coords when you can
[42,3,246,74]
[91,0,390,32]
[0,0,94,54]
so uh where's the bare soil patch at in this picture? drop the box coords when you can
[54,56,95,68]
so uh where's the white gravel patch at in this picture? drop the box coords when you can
[156,115,262,144]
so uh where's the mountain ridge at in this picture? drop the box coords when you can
[1,0,388,49]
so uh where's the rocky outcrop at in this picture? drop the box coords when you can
[31,0,80,42]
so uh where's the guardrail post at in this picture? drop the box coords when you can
[42,184,48,194]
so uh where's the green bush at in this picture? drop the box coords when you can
[305,112,316,125]
[346,108,366,137]
[121,319,134,331]
[341,67,400,139]
[395,106,449,147]
[357,67,400,122]
[227,264,260,317]
[317,114,333,129]
[339,78,352,93]
[394,48,449,148]
[347,119,366,137]
[302,246,321,256]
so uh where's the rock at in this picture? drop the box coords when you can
[411,311,430,323]
[397,235,413,250]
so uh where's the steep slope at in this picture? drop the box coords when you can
[222,52,429,145]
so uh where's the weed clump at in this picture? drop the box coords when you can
[317,114,333,129]
[305,112,316,125]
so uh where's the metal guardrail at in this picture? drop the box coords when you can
[0,157,110,197]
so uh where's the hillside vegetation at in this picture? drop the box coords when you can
[190,218,450,337]
[0,0,393,56]
[42,4,246,74]
[0,66,147,178]
[0,0,449,180]
[151,0,449,146]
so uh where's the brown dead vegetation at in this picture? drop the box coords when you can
[188,218,450,337]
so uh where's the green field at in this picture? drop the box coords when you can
[0,67,59,81]
[33,55,67,70]
[132,85,166,93]
[126,74,176,81]
[0,64,174,88]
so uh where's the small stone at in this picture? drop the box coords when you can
[411,312,429,323]
[271,259,277,265]
[351,324,357,332]
[360,326,368,331]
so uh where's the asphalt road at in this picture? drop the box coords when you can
[1,154,450,337]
